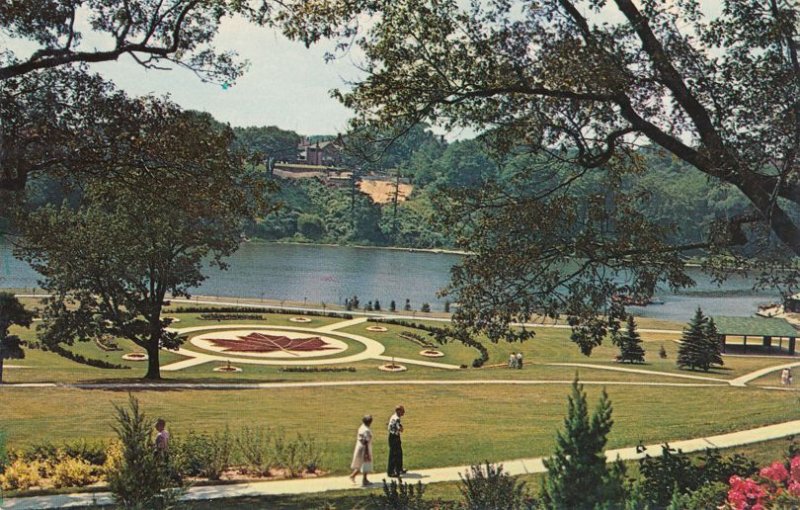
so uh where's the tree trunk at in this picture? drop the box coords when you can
[144,339,161,380]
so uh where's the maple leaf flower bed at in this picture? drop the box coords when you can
[207,332,338,353]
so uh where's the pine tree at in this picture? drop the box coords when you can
[542,377,620,509]
[616,315,645,364]
[677,308,722,371]
[701,318,724,370]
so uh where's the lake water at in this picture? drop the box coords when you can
[0,239,779,320]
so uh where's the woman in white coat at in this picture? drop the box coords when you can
[349,414,374,486]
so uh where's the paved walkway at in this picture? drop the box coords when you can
[6,419,800,509]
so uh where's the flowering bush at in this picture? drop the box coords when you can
[727,456,800,509]
[0,458,43,491]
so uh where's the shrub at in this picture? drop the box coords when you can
[61,439,108,466]
[236,426,272,476]
[0,458,42,491]
[0,428,7,474]
[51,455,97,488]
[458,462,529,510]
[174,428,232,480]
[276,433,325,477]
[106,395,183,509]
[372,479,430,510]
[420,303,431,313]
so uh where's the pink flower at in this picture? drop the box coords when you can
[760,461,789,482]
[789,480,800,497]
[791,456,800,482]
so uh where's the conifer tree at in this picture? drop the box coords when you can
[677,308,723,372]
[542,377,623,509]
[615,315,645,364]
[701,318,724,370]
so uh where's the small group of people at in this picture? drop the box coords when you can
[782,368,794,386]
[509,351,524,369]
[349,405,407,486]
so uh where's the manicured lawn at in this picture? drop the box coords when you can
[1,384,796,474]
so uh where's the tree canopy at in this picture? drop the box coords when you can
[17,99,263,379]
[0,292,34,383]
[283,0,800,350]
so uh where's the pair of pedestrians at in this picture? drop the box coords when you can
[509,351,523,369]
[349,405,407,486]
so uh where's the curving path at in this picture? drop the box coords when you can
[5,419,800,510]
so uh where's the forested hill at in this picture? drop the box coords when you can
[16,120,753,251]
[236,124,753,251]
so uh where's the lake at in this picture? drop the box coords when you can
[0,239,779,320]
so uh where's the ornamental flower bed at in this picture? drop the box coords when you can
[207,332,337,353]
[727,455,800,509]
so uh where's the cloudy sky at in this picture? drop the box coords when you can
[4,15,360,136]
[90,18,360,136]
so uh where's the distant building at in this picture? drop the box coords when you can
[297,138,343,167]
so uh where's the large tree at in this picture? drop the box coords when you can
[283,0,800,352]
[0,292,34,384]
[17,98,262,379]
[0,0,299,193]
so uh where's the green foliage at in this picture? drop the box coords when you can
[677,308,723,372]
[0,428,7,474]
[17,100,264,380]
[372,479,430,510]
[636,445,756,507]
[0,292,34,383]
[541,377,621,510]
[297,213,325,240]
[236,426,273,476]
[106,395,183,510]
[173,428,232,480]
[458,462,530,510]
[614,315,645,364]
[420,303,431,313]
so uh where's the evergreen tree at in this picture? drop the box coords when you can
[374,300,381,311]
[677,308,723,372]
[701,318,724,370]
[542,377,623,509]
[0,292,34,384]
[615,315,645,364]
[390,300,396,312]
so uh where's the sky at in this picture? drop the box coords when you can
[3,15,361,136]
[91,17,361,136]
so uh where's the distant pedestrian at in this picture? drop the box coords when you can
[349,415,374,486]
[387,405,406,477]
[509,352,517,369]
[782,368,790,386]
[154,418,170,456]
[516,352,523,369]
[789,368,794,386]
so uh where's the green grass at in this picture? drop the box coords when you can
[1,384,797,472]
